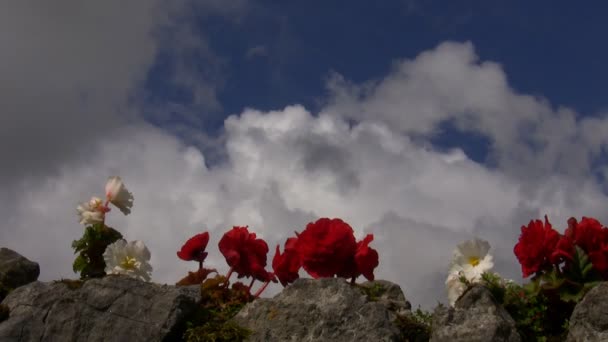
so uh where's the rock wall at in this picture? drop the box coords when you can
[0,275,199,342]
[2,248,608,341]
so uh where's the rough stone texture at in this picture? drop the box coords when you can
[566,282,608,342]
[431,285,521,342]
[0,275,200,342]
[0,248,40,297]
[232,277,410,342]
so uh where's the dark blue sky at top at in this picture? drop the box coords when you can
[144,0,608,164]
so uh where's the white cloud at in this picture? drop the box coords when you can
[4,34,608,310]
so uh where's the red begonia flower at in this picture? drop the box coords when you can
[513,215,560,278]
[354,234,380,281]
[550,235,575,264]
[551,217,608,276]
[337,234,380,281]
[177,232,210,263]
[218,226,272,282]
[296,218,357,278]
[563,217,604,254]
[589,244,608,277]
[272,237,301,286]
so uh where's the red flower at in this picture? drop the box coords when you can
[563,217,605,254]
[589,243,608,276]
[548,217,608,277]
[337,234,380,281]
[177,232,210,263]
[354,234,379,281]
[272,237,301,286]
[550,235,575,264]
[296,218,357,278]
[513,215,560,278]
[218,226,272,282]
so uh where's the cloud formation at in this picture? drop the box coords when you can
[4,30,608,309]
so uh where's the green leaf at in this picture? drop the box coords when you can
[72,254,88,273]
[582,262,594,278]
[71,224,123,280]
[560,289,585,303]
[569,246,593,281]
[523,278,541,297]
[540,267,565,290]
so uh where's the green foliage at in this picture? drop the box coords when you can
[356,282,387,301]
[481,272,507,303]
[412,306,433,328]
[71,223,123,279]
[183,316,251,342]
[394,306,432,342]
[183,275,253,342]
[557,246,602,303]
[480,272,577,341]
[0,303,9,323]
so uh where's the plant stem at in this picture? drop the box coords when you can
[253,280,270,298]
[224,267,234,285]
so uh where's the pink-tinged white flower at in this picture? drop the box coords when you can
[105,176,134,215]
[103,239,152,281]
[445,272,467,306]
[448,238,494,282]
[76,196,107,225]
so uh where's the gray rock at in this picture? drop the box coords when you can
[430,285,521,342]
[0,248,40,297]
[232,277,411,342]
[0,275,200,342]
[566,282,608,342]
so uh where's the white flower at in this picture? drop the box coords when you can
[448,237,494,283]
[103,239,152,281]
[105,176,134,215]
[76,196,105,225]
[446,272,468,306]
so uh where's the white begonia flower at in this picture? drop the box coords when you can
[103,239,152,282]
[105,176,134,215]
[76,196,105,225]
[445,272,468,307]
[448,237,494,283]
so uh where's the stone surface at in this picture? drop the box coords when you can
[0,248,40,298]
[0,275,200,342]
[430,285,521,342]
[566,282,608,342]
[232,277,411,342]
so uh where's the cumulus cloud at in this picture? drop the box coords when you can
[0,0,242,187]
[323,41,607,182]
[5,33,608,310]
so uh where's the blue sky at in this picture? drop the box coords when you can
[2,1,608,309]
[143,0,608,163]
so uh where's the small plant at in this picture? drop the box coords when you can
[72,223,123,279]
[394,306,432,342]
[183,275,253,342]
[357,282,387,300]
[412,306,433,328]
